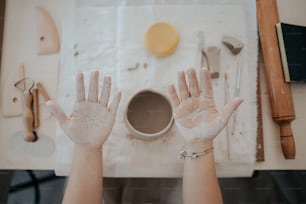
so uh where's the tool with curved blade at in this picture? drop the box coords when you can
[35,6,60,55]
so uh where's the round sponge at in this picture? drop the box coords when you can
[145,22,179,57]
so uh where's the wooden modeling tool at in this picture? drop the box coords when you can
[222,35,244,55]
[14,78,36,142]
[256,51,265,162]
[36,82,51,101]
[32,88,40,128]
[206,46,220,78]
[198,31,209,69]
[35,6,60,55]
[257,0,296,159]
[1,65,25,117]
[198,32,219,78]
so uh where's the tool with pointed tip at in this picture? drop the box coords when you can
[198,31,209,70]
[231,63,242,136]
[14,77,36,142]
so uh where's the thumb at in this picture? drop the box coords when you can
[46,100,68,125]
[220,97,243,125]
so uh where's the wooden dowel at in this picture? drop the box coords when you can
[32,88,40,128]
[23,92,35,142]
[36,82,50,101]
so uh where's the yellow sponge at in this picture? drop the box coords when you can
[145,22,179,57]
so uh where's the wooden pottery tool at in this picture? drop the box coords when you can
[198,31,209,69]
[222,35,244,55]
[32,88,40,128]
[206,46,220,78]
[35,6,60,55]
[257,0,296,159]
[256,51,265,162]
[1,65,25,117]
[14,78,36,142]
[197,32,219,79]
[36,82,51,101]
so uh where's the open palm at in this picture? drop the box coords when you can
[47,71,121,149]
[168,68,242,143]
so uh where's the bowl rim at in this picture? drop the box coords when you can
[124,89,174,140]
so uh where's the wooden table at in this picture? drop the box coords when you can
[0,0,306,174]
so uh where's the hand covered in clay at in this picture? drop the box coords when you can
[168,68,243,144]
[46,70,121,150]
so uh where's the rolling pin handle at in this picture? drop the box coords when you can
[23,92,36,142]
[280,122,296,159]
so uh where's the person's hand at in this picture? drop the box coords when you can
[168,68,243,146]
[46,70,121,150]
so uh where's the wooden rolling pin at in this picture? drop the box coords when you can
[257,0,296,159]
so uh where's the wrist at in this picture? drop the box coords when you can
[183,139,213,152]
[74,144,103,154]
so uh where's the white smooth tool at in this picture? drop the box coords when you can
[231,63,242,136]
[234,63,242,97]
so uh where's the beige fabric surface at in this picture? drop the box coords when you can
[56,0,258,177]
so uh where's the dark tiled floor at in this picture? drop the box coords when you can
[7,171,66,204]
[2,170,306,204]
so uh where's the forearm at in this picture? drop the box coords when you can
[62,144,103,204]
[182,140,223,204]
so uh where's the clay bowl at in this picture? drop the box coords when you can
[124,89,174,140]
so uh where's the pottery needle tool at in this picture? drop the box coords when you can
[198,31,209,70]
[14,77,36,142]
[224,72,231,159]
[231,63,242,137]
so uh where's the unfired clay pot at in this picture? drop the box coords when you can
[124,89,173,140]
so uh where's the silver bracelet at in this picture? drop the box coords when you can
[179,147,214,159]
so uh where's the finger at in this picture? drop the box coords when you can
[87,70,99,102]
[200,67,214,98]
[177,70,190,101]
[109,91,122,114]
[76,72,85,103]
[220,97,243,125]
[186,68,200,97]
[168,84,180,108]
[99,76,111,107]
[46,101,68,126]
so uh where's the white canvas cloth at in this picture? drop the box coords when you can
[56,0,258,177]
